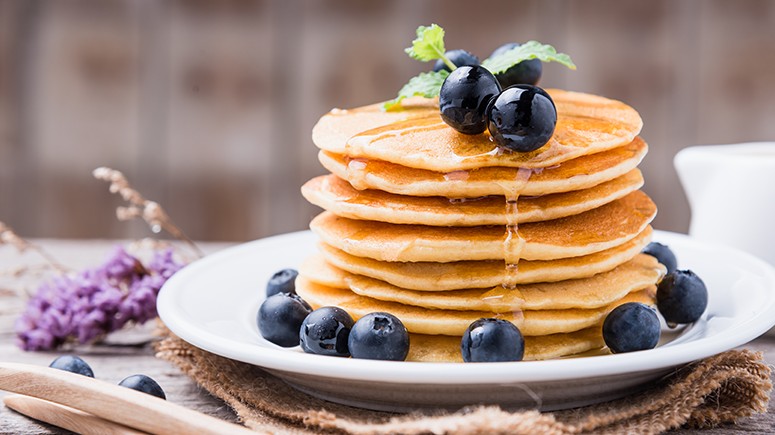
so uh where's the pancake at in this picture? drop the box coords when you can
[406,327,606,362]
[319,137,647,198]
[310,191,656,262]
[295,276,655,336]
[312,90,643,171]
[302,169,643,227]
[318,226,652,290]
[300,253,665,312]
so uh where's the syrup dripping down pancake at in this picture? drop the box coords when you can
[299,253,665,312]
[295,276,655,337]
[310,191,656,262]
[317,227,652,290]
[318,137,647,198]
[302,169,643,227]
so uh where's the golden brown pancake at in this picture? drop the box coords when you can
[312,90,643,171]
[310,191,656,262]
[300,253,665,312]
[295,277,655,336]
[406,327,606,362]
[302,169,644,227]
[318,227,652,290]
[319,137,647,198]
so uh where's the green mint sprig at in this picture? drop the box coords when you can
[404,24,456,70]
[384,70,449,111]
[384,24,576,111]
[481,41,576,74]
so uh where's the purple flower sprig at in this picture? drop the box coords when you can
[15,246,185,351]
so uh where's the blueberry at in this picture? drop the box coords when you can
[348,312,410,361]
[439,65,502,135]
[642,242,678,274]
[258,292,312,347]
[49,355,94,377]
[118,374,166,400]
[657,270,708,324]
[489,43,543,87]
[460,318,524,362]
[433,49,480,72]
[602,302,661,354]
[487,85,557,152]
[266,268,299,297]
[300,307,354,357]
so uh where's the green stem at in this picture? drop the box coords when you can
[434,47,456,71]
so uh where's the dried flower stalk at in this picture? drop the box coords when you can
[0,221,69,273]
[93,167,204,258]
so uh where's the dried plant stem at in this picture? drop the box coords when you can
[93,167,204,258]
[0,222,69,273]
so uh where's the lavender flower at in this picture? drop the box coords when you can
[15,246,185,351]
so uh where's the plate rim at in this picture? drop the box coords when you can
[158,230,775,384]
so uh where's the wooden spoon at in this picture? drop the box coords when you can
[4,395,148,435]
[0,362,259,435]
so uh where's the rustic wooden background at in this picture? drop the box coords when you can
[1,0,774,242]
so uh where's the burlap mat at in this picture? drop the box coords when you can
[155,331,772,435]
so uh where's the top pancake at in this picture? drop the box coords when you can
[312,90,643,172]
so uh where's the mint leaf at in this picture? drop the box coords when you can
[404,24,456,70]
[383,70,449,111]
[482,41,576,74]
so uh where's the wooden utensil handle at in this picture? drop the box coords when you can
[0,362,259,435]
[4,395,149,435]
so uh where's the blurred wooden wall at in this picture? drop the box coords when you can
[1,0,774,241]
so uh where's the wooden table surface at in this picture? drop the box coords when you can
[2,239,775,434]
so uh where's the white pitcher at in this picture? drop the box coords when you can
[674,142,775,265]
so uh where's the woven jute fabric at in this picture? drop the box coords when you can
[155,330,771,435]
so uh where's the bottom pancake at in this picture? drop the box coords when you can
[407,326,606,362]
[295,276,655,336]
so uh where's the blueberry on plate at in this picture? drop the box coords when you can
[489,42,543,87]
[49,355,94,377]
[348,312,410,361]
[300,306,354,357]
[487,85,557,153]
[258,292,312,347]
[439,65,501,135]
[433,49,480,72]
[602,302,661,354]
[657,270,708,324]
[460,318,524,362]
[642,242,678,274]
[119,374,166,400]
[266,268,299,297]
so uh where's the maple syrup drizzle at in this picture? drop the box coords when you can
[345,157,369,190]
[502,168,534,290]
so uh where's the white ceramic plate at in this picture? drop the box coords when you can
[158,230,775,412]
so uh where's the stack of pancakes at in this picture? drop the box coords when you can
[298,90,665,362]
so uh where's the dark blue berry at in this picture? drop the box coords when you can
[657,270,708,324]
[258,292,312,347]
[439,65,502,135]
[300,307,354,357]
[487,85,556,152]
[348,312,410,361]
[49,355,94,377]
[460,318,524,362]
[433,49,480,72]
[603,302,661,353]
[266,268,299,297]
[642,242,678,274]
[119,374,166,400]
[489,43,543,87]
